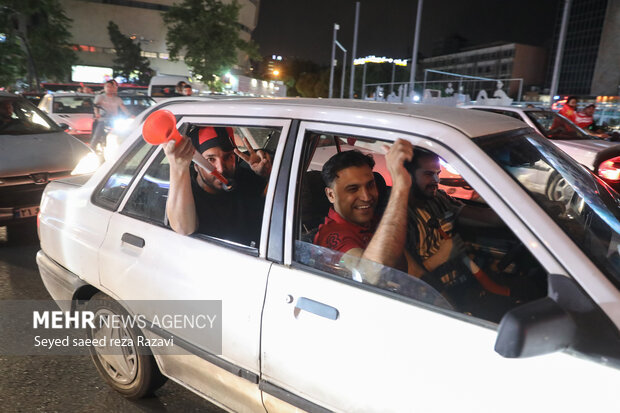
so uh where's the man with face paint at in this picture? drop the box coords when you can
[405,149,517,319]
[164,125,272,246]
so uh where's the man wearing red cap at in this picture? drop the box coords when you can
[164,125,272,247]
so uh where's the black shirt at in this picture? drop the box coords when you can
[190,166,266,247]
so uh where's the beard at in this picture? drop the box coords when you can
[196,167,234,192]
[411,180,437,202]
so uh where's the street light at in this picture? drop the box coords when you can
[328,23,348,99]
[328,23,339,99]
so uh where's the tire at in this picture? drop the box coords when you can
[545,173,573,204]
[86,292,167,399]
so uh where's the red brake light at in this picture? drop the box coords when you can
[598,156,620,181]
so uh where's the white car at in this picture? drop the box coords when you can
[37,99,620,412]
[38,92,95,143]
[463,105,620,193]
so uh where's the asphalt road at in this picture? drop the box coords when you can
[0,225,224,413]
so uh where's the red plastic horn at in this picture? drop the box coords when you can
[142,109,182,145]
[142,109,230,188]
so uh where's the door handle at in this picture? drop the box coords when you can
[294,297,339,320]
[121,232,145,248]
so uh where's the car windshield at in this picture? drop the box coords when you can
[526,110,593,141]
[54,96,94,114]
[0,97,61,135]
[120,96,156,116]
[475,131,620,287]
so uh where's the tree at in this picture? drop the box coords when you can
[107,22,153,85]
[0,0,76,89]
[163,0,259,81]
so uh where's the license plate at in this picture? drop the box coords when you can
[14,206,40,219]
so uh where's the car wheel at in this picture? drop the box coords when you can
[546,173,573,204]
[86,292,167,399]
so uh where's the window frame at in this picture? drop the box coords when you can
[114,115,292,259]
[91,138,155,211]
[284,120,569,321]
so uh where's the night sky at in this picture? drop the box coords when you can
[253,0,560,65]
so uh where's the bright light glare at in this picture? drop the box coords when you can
[71,152,101,175]
[104,133,120,162]
[31,113,51,128]
[413,95,420,102]
[112,117,133,132]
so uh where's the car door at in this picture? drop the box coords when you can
[260,121,620,413]
[97,115,290,412]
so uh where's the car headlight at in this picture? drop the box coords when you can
[71,152,101,175]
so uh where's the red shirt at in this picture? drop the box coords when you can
[314,208,377,253]
[574,111,593,128]
[559,105,576,122]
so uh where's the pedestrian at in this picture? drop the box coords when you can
[91,80,131,152]
[559,96,578,122]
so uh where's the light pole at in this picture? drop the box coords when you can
[409,0,423,96]
[328,23,339,99]
[549,0,572,105]
[349,2,360,98]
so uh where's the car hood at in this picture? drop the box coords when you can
[0,131,92,177]
[50,113,94,132]
[552,139,620,169]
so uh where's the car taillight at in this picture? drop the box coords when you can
[598,156,620,181]
[37,210,41,240]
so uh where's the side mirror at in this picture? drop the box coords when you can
[495,274,620,365]
[494,297,576,358]
[58,123,69,131]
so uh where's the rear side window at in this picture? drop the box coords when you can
[92,139,153,210]
[123,151,169,225]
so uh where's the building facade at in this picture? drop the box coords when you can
[546,0,620,96]
[420,43,547,99]
[59,0,259,81]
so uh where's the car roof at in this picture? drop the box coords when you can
[47,92,95,98]
[462,104,548,113]
[160,98,529,138]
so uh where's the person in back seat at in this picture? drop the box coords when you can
[314,139,419,276]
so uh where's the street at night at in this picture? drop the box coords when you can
[0,227,222,412]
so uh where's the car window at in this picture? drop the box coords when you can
[169,123,282,249]
[92,139,153,210]
[123,150,169,225]
[294,130,550,323]
[54,96,94,114]
[526,111,591,140]
[476,130,620,287]
[0,97,60,135]
[120,96,156,116]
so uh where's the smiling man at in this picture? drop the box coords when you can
[314,140,413,271]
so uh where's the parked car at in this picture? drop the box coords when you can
[463,105,620,193]
[0,92,99,239]
[37,99,620,412]
[38,92,95,144]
